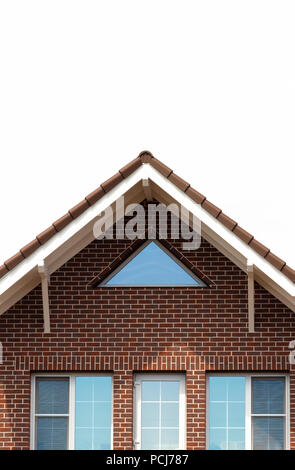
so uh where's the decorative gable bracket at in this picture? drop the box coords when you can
[38,263,51,334]
[247,263,255,333]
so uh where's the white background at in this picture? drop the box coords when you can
[0,1,294,268]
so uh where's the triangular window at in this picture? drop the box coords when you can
[100,241,206,286]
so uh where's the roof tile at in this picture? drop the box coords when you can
[168,173,190,192]
[186,187,206,204]
[249,239,270,258]
[101,172,123,193]
[119,157,141,178]
[85,186,105,206]
[281,265,295,283]
[4,252,25,271]
[217,212,237,231]
[69,200,90,219]
[201,200,222,218]
[0,264,9,279]
[265,252,286,271]
[53,213,73,232]
[20,239,41,258]
[233,225,254,244]
[36,226,57,245]
[150,158,172,177]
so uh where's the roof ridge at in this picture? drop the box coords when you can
[0,150,294,284]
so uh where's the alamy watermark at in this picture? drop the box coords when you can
[289,340,295,365]
[93,197,201,250]
[0,342,3,364]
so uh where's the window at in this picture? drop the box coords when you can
[31,374,112,450]
[207,374,289,450]
[134,374,186,450]
[100,241,206,286]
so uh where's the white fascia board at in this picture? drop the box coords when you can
[0,165,147,296]
[144,165,295,297]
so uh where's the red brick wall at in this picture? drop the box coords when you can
[0,207,294,449]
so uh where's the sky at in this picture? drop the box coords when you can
[0,1,294,269]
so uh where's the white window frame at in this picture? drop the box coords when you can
[134,373,186,450]
[30,373,113,450]
[206,373,290,450]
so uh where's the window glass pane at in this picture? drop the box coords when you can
[161,403,179,428]
[209,428,227,450]
[228,429,245,450]
[142,381,161,401]
[36,417,68,450]
[141,403,160,427]
[208,376,245,450]
[75,376,112,450]
[161,429,179,450]
[140,377,183,450]
[141,429,160,450]
[252,378,285,414]
[106,241,202,286]
[161,381,179,401]
[37,379,69,414]
[253,417,284,450]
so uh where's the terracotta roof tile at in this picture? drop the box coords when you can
[249,239,270,258]
[0,150,294,286]
[217,213,237,231]
[185,187,206,204]
[53,213,73,232]
[232,225,254,244]
[101,172,123,193]
[20,239,41,258]
[36,226,57,245]
[4,252,25,271]
[265,252,286,271]
[69,200,90,219]
[119,157,141,178]
[281,265,295,283]
[85,186,104,206]
[201,200,222,218]
[168,173,190,192]
[150,158,172,178]
[0,265,9,278]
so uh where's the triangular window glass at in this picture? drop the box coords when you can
[101,241,206,286]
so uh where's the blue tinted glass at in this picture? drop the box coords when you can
[37,379,69,414]
[141,403,160,427]
[228,429,245,450]
[75,376,112,450]
[141,429,160,450]
[209,402,227,428]
[209,428,227,450]
[106,242,201,285]
[209,376,246,450]
[161,382,179,401]
[142,381,161,401]
[161,429,179,450]
[161,403,179,428]
[37,417,68,450]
